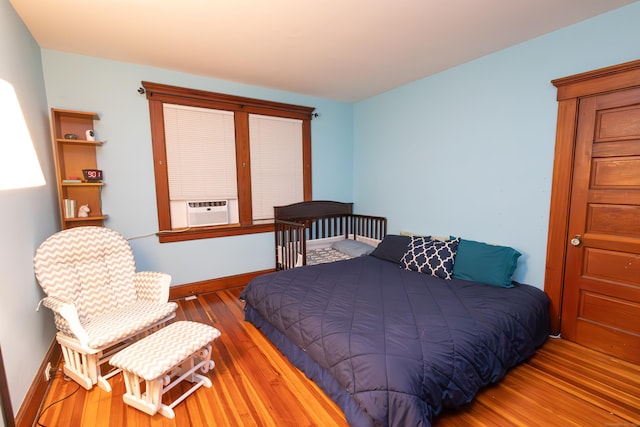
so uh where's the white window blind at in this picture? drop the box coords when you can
[163,104,237,201]
[249,114,303,220]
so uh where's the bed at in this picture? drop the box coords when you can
[241,234,550,427]
[274,200,387,270]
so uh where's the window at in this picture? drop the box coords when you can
[249,114,304,221]
[142,82,314,243]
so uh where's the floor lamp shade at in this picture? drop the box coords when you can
[0,78,46,190]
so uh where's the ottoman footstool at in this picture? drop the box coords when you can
[110,321,221,419]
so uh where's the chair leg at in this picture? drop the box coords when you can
[96,375,112,392]
[59,342,95,390]
[121,372,168,417]
[57,338,117,391]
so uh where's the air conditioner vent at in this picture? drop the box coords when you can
[186,200,229,227]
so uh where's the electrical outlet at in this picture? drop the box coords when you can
[44,362,52,381]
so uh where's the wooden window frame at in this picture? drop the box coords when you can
[142,81,314,243]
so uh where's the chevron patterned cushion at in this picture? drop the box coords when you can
[83,300,178,348]
[34,227,139,322]
[75,259,137,321]
[110,321,221,381]
[401,236,460,280]
[135,271,170,302]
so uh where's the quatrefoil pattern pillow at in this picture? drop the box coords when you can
[401,236,460,280]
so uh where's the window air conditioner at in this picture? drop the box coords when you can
[186,200,229,227]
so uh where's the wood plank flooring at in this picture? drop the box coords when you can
[36,288,640,426]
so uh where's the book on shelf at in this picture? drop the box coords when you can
[64,199,76,218]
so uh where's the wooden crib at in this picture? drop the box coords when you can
[274,200,387,270]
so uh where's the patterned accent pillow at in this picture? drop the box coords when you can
[401,236,460,279]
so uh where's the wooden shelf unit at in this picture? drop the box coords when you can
[51,109,107,229]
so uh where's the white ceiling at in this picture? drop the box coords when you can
[10,0,638,102]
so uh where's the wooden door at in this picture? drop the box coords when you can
[546,61,640,364]
[560,87,640,363]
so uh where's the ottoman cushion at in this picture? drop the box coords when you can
[110,321,221,381]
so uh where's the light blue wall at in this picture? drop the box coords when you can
[0,0,59,414]
[5,0,640,414]
[41,51,353,285]
[353,2,640,289]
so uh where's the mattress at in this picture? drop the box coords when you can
[240,256,549,427]
[306,246,354,265]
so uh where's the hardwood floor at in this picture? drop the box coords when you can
[36,288,640,426]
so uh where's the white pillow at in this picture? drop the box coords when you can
[331,239,375,257]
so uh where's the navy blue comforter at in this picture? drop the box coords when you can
[240,256,549,426]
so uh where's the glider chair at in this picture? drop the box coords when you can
[34,226,178,392]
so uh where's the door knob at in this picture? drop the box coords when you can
[570,235,582,246]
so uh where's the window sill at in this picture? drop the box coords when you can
[157,222,274,243]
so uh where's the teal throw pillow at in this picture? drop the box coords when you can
[452,238,521,288]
